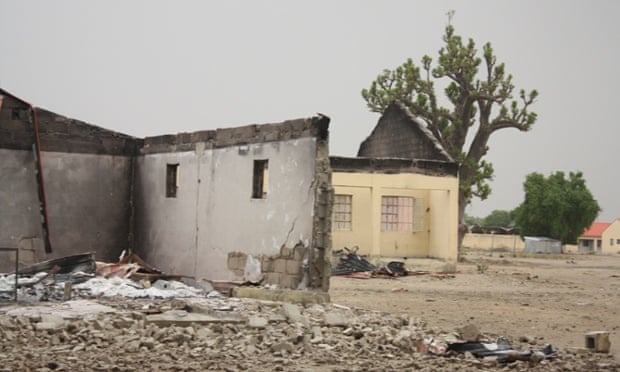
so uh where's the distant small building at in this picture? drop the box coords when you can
[578,220,620,254]
[523,237,562,254]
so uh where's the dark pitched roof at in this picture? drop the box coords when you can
[358,100,453,162]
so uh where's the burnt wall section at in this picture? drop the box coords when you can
[41,152,133,263]
[0,149,133,270]
[0,90,137,270]
[0,97,139,156]
[140,116,328,154]
[358,101,453,162]
[35,108,140,156]
[330,156,459,177]
[0,149,43,271]
[0,94,35,151]
[135,115,331,291]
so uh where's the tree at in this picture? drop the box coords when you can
[361,23,538,250]
[514,171,600,244]
[483,209,514,227]
[464,214,483,226]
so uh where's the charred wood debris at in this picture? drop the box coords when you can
[331,247,454,279]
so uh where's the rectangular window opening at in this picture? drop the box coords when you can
[333,194,352,231]
[166,163,179,198]
[381,196,425,232]
[252,160,269,199]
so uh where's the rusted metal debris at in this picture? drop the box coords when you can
[18,252,96,276]
[96,251,183,282]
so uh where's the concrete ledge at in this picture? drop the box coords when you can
[232,287,330,305]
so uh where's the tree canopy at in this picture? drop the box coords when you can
[514,171,600,244]
[483,209,515,227]
[361,23,538,246]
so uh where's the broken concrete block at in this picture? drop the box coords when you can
[271,341,294,354]
[585,331,611,353]
[285,260,301,275]
[35,322,64,332]
[274,259,287,273]
[35,314,66,331]
[455,324,480,341]
[146,310,244,327]
[282,303,307,326]
[324,313,349,327]
[280,274,299,289]
[232,286,330,305]
[248,316,268,329]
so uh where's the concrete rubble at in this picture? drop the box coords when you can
[1,296,618,371]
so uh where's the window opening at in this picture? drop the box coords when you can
[381,196,425,232]
[333,194,352,231]
[252,160,268,199]
[166,163,179,198]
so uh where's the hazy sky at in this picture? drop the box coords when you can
[1,1,618,221]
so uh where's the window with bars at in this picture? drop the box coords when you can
[333,194,352,231]
[381,196,424,232]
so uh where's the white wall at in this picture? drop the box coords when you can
[135,138,318,280]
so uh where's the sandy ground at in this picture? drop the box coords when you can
[330,251,620,359]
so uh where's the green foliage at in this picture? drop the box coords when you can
[483,209,514,227]
[361,24,538,213]
[514,171,600,244]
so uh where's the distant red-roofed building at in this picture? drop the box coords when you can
[578,220,620,254]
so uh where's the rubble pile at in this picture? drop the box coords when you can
[0,252,219,302]
[0,297,617,371]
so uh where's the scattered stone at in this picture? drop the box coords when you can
[248,316,268,329]
[324,312,349,327]
[0,296,617,370]
[455,324,479,341]
[281,303,309,327]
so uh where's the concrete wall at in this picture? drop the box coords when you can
[0,90,138,271]
[0,149,133,270]
[2,90,332,289]
[602,220,620,255]
[331,169,458,262]
[42,152,133,262]
[135,116,332,290]
[462,233,525,251]
[135,138,316,279]
[0,149,43,251]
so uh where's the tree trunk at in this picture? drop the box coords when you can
[457,187,469,261]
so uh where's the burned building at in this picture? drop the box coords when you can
[134,117,332,291]
[0,89,332,291]
[0,89,137,265]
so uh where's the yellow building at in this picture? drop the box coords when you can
[331,157,459,262]
[578,219,620,254]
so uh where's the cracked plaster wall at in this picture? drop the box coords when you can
[134,137,322,288]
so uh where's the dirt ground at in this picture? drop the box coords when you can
[330,251,620,359]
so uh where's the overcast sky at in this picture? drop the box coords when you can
[1,1,618,221]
